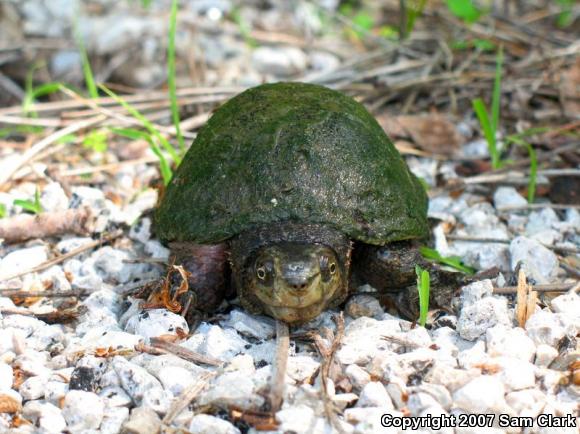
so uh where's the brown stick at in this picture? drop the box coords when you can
[0,206,93,244]
[493,281,578,294]
[0,289,93,298]
[149,337,223,367]
[269,321,290,413]
[162,372,215,425]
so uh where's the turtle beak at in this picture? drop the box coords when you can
[282,262,320,296]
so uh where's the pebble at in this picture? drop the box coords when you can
[550,291,580,316]
[345,294,384,319]
[525,309,576,347]
[19,374,49,400]
[0,363,13,390]
[534,344,559,368]
[121,406,161,434]
[158,366,196,396]
[252,46,308,76]
[184,323,248,362]
[40,182,69,212]
[345,364,371,391]
[486,325,536,362]
[198,371,264,410]
[100,406,129,434]
[493,186,527,210]
[457,296,511,341]
[356,381,394,409]
[509,236,559,283]
[23,401,67,434]
[223,309,275,340]
[124,308,189,340]
[493,357,537,392]
[459,279,494,307]
[0,245,48,280]
[189,414,241,434]
[287,355,320,384]
[452,376,507,413]
[62,390,105,430]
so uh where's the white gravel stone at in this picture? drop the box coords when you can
[457,296,511,341]
[224,309,275,340]
[189,414,241,434]
[199,371,264,410]
[459,280,494,307]
[525,309,576,347]
[345,364,371,391]
[551,291,580,316]
[124,308,189,340]
[506,388,546,416]
[336,317,401,365]
[407,391,441,415]
[225,353,255,374]
[287,355,320,384]
[100,406,130,434]
[158,366,196,396]
[509,236,559,283]
[453,376,507,413]
[82,328,143,352]
[345,294,384,319]
[100,386,132,407]
[457,340,489,369]
[184,323,248,362]
[252,46,307,76]
[112,356,171,413]
[534,344,559,368]
[0,245,48,280]
[45,380,68,405]
[19,374,49,400]
[62,389,105,430]
[0,363,13,390]
[141,354,209,379]
[92,246,152,284]
[493,186,527,210]
[345,407,402,434]
[23,401,66,434]
[493,357,537,392]
[40,182,69,212]
[525,208,559,235]
[121,406,161,434]
[486,325,536,362]
[356,381,394,409]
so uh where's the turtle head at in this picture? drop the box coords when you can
[244,243,346,323]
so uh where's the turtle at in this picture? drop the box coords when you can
[154,82,452,325]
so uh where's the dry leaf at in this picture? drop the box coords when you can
[0,393,22,413]
[378,113,463,156]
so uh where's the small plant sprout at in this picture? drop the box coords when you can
[505,135,538,203]
[13,187,43,215]
[401,0,428,39]
[446,0,483,24]
[415,265,430,327]
[472,45,504,169]
[420,246,476,275]
[74,22,98,99]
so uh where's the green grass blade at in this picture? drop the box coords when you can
[472,98,499,169]
[506,136,537,204]
[415,265,430,327]
[491,45,503,137]
[420,246,476,275]
[99,84,180,165]
[406,0,428,35]
[168,0,185,154]
[74,23,98,99]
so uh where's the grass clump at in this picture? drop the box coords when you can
[13,188,43,215]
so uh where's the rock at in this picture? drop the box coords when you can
[184,323,247,362]
[225,354,255,374]
[252,46,308,76]
[459,280,494,307]
[198,371,264,410]
[453,376,507,413]
[51,50,82,79]
[525,208,559,235]
[505,388,546,416]
[336,316,401,365]
[0,363,13,390]
[40,265,72,292]
[40,182,69,212]
[287,355,320,384]
[19,374,49,400]
[525,310,576,347]
[345,294,384,319]
[462,138,489,158]
[457,297,511,341]
[223,309,275,340]
[45,380,68,405]
[509,236,559,284]
[22,401,66,434]
[189,414,241,434]
[158,366,196,396]
[493,357,537,392]
[62,390,105,430]
[486,325,536,362]
[274,405,316,434]
[309,50,340,72]
[356,381,393,409]
[0,246,48,280]
[144,240,170,259]
[344,407,402,434]
[100,406,130,434]
[124,309,189,340]
[345,364,371,392]
[457,340,489,369]
[534,344,558,368]
[92,246,153,284]
[82,328,143,352]
[121,406,161,434]
[140,354,209,379]
[551,291,580,316]
[100,386,132,407]
[112,356,171,414]
[493,186,527,210]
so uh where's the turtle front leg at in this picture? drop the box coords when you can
[352,241,466,320]
[147,242,230,324]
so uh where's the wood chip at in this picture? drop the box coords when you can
[516,269,538,328]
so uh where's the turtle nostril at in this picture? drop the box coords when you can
[291,282,308,291]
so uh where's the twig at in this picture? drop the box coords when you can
[149,337,223,367]
[0,115,106,186]
[493,281,577,294]
[0,229,123,282]
[0,289,93,298]
[0,206,93,244]
[269,321,290,413]
[162,371,215,425]
[0,305,84,324]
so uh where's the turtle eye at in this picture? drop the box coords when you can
[320,256,337,281]
[256,267,266,280]
[329,262,337,274]
[255,260,273,283]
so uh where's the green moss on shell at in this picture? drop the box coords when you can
[156,82,428,244]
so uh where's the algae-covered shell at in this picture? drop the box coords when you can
[156,82,428,244]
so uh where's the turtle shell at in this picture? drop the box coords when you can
[156,82,428,245]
